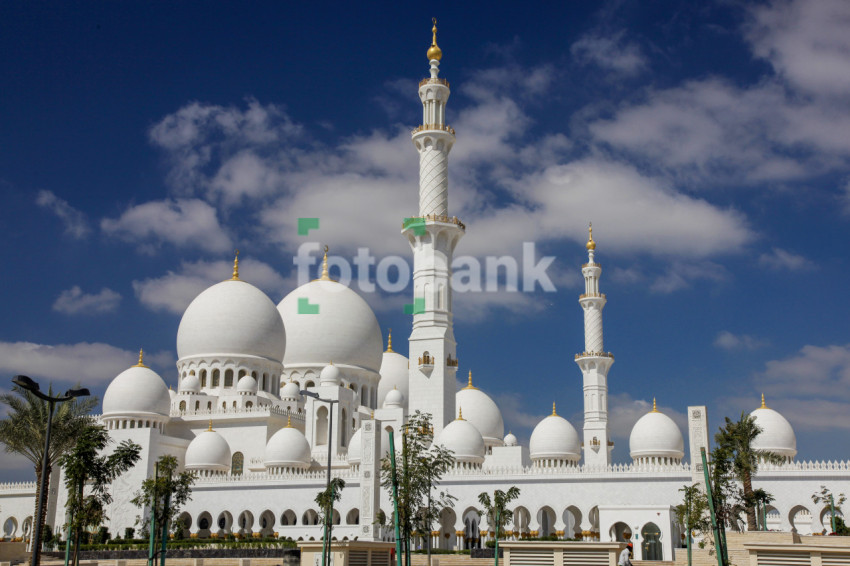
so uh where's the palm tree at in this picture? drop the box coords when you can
[479,487,521,566]
[714,412,783,532]
[0,384,98,556]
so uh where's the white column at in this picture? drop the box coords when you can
[358,419,382,540]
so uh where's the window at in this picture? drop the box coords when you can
[179,401,186,412]
[200,370,207,388]
[232,452,244,476]
[212,369,220,387]
[224,369,234,387]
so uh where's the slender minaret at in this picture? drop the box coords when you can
[404,19,463,435]
[575,224,614,468]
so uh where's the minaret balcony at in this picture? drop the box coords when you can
[575,351,615,360]
[418,353,434,375]
[446,355,458,368]
[419,77,450,88]
[579,293,606,299]
[412,124,456,135]
[402,215,466,231]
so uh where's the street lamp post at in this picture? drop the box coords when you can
[12,375,90,566]
[301,390,338,566]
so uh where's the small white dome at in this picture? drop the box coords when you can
[280,380,302,401]
[378,339,409,408]
[179,374,201,394]
[278,279,382,372]
[265,424,312,469]
[237,374,258,394]
[103,364,171,418]
[383,388,404,408]
[456,374,504,445]
[504,432,518,447]
[185,428,231,472]
[177,279,286,362]
[320,363,341,386]
[750,399,797,459]
[529,408,581,461]
[436,415,485,464]
[348,428,363,465]
[630,404,684,462]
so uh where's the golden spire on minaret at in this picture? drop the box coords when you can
[463,370,477,390]
[586,223,596,251]
[134,348,146,368]
[427,18,443,61]
[552,402,558,416]
[760,393,767,409]
[231,250,240,280]
[651,398,658,413]
[386,329,394,353]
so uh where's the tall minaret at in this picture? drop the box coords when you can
[575,224,614,468]
[403,19,464,435]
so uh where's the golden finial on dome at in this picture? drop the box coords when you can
[651,398,658,413]
[464,370,477,390]
[427,17,443,61]
[231,249,240,280]
[320,245,330,281]
[760,393,767,409]
[386,329,394,353]
[552,402,557,416]
[134,348,146,368]
[286,415,292,428]
[207,420,213,432]
[586,223,596,251]
[458,406,464,420]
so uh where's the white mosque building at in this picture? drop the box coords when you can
[2,24,849,562]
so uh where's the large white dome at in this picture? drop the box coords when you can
[751,397,797,460]
[177,279,286,362]
[103,363,171,418]
[455,373,504,445]
[629,403,684,462]
[278,279,382,372]
[265,423,312,469]
[378,346,409,408]
[436,415,485,464]
[529,407,581,461]
[185,428,231,472]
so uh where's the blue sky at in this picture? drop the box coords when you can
[2,0,850,480]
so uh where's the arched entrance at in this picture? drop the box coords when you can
[609,521,632,542]
[641,522,662,561]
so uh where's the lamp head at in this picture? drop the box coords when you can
[12,375,39,392]
[65,387,91,398]
[300,390,320,399]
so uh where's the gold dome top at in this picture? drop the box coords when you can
[463,370,477,390]
[586,223,596,251]
[134,348,147,368]
[231,249,240,280]
[427,18,443,61]
[386,329,394,353]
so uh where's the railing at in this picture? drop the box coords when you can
[0,481,37,492]
[412,124,455,135]
[574,351,615,360]
[402,215,465,230]
[582,263,600,268]
[192,467,360,485]
[170,405,306,420]
[419,77,450,88]
[579,293,606,299]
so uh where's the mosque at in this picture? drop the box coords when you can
[2,23,849,563]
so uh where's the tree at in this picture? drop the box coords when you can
[812,485,847,534]
[751,488,774,531]
[713,412,784,531]
[130,455,196,536]
[676,483,711,562]
[478,487,520,566]
[60,425,141,566]
[0,384,97,561]
[380,411,456,564]
[478,487,520,537]
[315,478,345,566]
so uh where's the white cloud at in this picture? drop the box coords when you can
[649,261,728,293]
[758,247,813,270]
[133,257,287,314]
[571,30,648,76]
[101,198,231,253]
[35,190,90,238]
[53,286,121,315]
[714,330,768,351]
[0,342,173,385]
[758,343,850,402]
[745,0,850,98]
